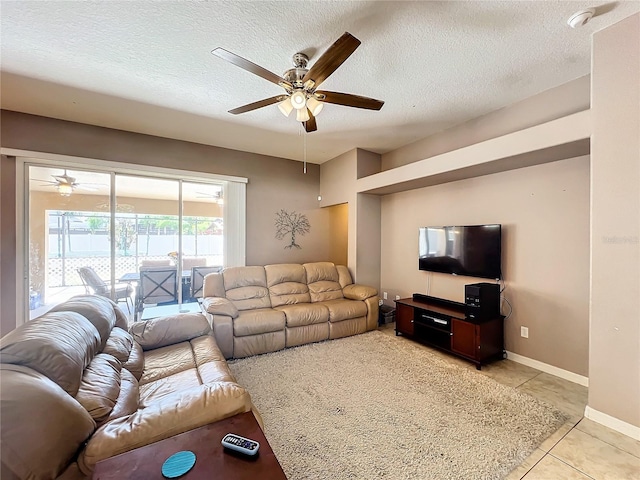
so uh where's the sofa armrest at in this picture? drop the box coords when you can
[77,382,252,474]
[210,314,234,359]
[129,312,210,351]
[202,297,239,318]
[343,284,378,301]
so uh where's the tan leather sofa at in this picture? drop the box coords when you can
[202,262,379,359]
[0,295,255,479]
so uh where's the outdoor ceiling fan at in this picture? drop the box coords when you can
[196,188,224,204]
[211,32,384,133]
[33,169,101,196]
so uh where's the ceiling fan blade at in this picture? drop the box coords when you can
[77,185,99,191]
[304,111,317,133]
[228,95,287,115]
[32,179,58,185]
[316,91,384,110]
[53,175,76,184]
[302,32,361,89]
[212,48,292,89]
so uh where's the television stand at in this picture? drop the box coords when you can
[394,294,504,369]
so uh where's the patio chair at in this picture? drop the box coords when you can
[77,266,133,312]
[137,267,178,320]
[140,259,173,267]
[189,265,222,300]
[182,257,207,270]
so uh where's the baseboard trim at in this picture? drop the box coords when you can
[584,406,640,440]
[505,351,589,387]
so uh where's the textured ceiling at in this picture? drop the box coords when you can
[1,1,639,164]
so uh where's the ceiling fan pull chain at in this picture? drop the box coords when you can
[303,124,307,174]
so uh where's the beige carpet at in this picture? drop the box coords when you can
[229,330,568,480]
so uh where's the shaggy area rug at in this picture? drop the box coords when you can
[229,330,568,480]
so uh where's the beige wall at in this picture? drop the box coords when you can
[326,203,348,266]
[382,76,590,170]
[381,156,590,375]
[589,14,640,429]
[320,148,382,289]
[374,74,594,377]
[0,111,333,333]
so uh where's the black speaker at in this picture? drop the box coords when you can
[465,283,500,321]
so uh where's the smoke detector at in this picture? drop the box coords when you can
[567,8,595,28]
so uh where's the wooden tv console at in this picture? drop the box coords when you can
[394,294,504,369]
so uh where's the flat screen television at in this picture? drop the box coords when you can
[419,224,502,280]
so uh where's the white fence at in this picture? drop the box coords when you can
[48,255,222,286]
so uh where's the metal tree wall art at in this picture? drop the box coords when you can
[275,209,311,249]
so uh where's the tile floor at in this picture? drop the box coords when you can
[379,322,640,480]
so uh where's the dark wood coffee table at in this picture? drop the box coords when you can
[93,411,287,479]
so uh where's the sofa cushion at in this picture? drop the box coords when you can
[224,266,272,311]
[192,336,237,384]
[103,327,134,363]
[75,353,122,424]
[139,341,196,386]
[199,360,238,384]
[0,365,96,480]
[223,266,267,289]
[268,281,311,306]
[139,336,235,407]
[112,301,130,330]
[103,368,139,425]
[49,295,117,350]
[303,262,339,283]
[304,262,344,302]
[226,285,271,311]
[336,265,354,288]
[203,271,226,298]
[307,280,344,302]
[319,299,368,323]
[265,264,311,307]
[190,335,227,365]
[139,369,202,407]
[130,313,210,350]
[275,303,329,327]
[233,308,285,337]
[0,311,100,396]
[123,341,144,380]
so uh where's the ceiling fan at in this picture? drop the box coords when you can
[33,169,101,196]
[211,32,384,133]
[196,187,224,204]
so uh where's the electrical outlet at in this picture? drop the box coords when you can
[395,295,400,301]
[383,292,388,300]
[521,326,529,338]
[378,299,383,306]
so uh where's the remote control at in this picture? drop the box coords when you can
[221,433,260,456]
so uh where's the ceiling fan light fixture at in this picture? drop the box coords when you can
[306,96,324,116]
[57,184,73,196]
[291,91,307,110]
[296,108,310,122]
[278,97,294,117]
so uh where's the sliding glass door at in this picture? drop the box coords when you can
[28,166,112,317]
[26,163,229,321]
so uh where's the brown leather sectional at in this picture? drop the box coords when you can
[0,295,256,479]
[201,262,379,358]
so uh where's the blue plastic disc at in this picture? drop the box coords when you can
[161,450,196,478]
